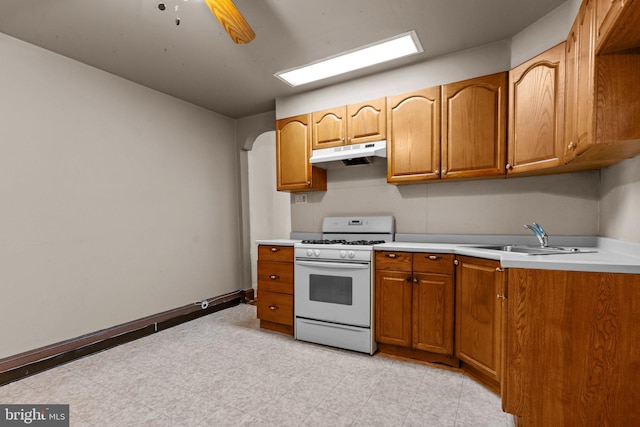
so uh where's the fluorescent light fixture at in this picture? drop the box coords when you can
[275,31,423,87]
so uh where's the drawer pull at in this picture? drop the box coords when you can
[270,247,280,252]
[269,275,280,280]
[268,305,278,311]
[426,255,441,261]
[386,253,397,259]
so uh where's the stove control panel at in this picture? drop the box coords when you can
[295,246,372,262]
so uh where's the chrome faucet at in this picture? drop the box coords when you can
[524,222,548,247]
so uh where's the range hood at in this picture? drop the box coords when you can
[309,140,387,166]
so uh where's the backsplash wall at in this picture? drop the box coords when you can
[291,163,600,237]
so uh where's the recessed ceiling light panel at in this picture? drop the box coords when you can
[275,30,423,87]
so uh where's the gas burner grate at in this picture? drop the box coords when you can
[301,239,347,245]
[301,239,386,246]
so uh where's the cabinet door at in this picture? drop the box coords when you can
[312,107,346,149]
[347,98,386,145]
[386,87,441,183]
[508,43,565,174]
[412,272,454,355]
[565,0,596,162]
[276,114,327,192]
[375,270,412,347]
[455,256,505,384]
[442,72,507,179]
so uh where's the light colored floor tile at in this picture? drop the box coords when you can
[0,304,510,426]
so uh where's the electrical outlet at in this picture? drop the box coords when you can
[294,193,308,204]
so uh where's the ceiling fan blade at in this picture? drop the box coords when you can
[204,0,255,44]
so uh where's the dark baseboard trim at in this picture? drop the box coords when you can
[0,289,254,387]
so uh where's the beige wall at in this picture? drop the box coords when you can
[292,163,600,236]
[600,157,640,243]
[0,34,241,358]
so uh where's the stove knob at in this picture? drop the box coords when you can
[348,251,356,259]
[340,250,347,258]
[306,249,313,257]
[314,249,321,257]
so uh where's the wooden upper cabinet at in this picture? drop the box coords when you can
[386,87,441,183]
[276,114,327,192]
[347,98,386,145]
[595,0,627,52]
[312,98,386,150]
[312,106,346,150]
[596,0,639,54]
[564,0,596,163]
[442,72,507,179]
[508,42,566,174]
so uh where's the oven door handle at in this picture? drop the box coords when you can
[295,260,369,269]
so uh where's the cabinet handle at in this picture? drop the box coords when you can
[454,259,459,266]
[496,267,505,272]
[270,247,280,252]
[406,277,412,282]
[497,294,506,300]
[426,255,441,261]
[268,305,278,310]
[386,253,398,259]
[434,169,440,175]
[413,278,419,283]
[506,163,512,170]
[442,169,447,175]
[341,137,345,142]
[306,181,311,186]
[269,275,280,280]
[568,141,576,150]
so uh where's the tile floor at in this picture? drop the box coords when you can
[0,304,515,426]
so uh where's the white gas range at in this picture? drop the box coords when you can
[293,216,395,354]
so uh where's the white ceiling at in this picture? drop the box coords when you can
[0,0,566,118]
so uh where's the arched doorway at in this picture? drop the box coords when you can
[247,131,291,290]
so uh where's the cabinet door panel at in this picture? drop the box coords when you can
[413,273,454,355]
[455,256,504,383]
[508,43,565,174]
[375,270,412,347]
[257,261,293,294]
[386,87,441,183]
[348,98,386,145]
[277,115,312,190]
[442,73,507,179]
[312,107,346,149]
[257,291,293,326]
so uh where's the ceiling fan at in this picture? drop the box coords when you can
[204,0,255,44]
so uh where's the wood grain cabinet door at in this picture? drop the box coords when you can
[508,42,566,174]
[455,256,505,385]
[312,106,346,149]
[565,0,596,162]
[276,114,327,192]
[386,87,441,183]
[412,272,454,355]
[375,270,413,347]
[442,72,507,179]
[347,98,386,145]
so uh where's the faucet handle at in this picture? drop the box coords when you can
[532,222,546,236]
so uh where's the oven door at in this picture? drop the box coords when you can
[294,259,371,327]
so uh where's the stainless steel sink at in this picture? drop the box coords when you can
[471,245,597,255]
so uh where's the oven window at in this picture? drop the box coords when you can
[309,274,353,305]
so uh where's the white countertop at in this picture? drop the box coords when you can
[374,240,640,274]
[256,239,300,246]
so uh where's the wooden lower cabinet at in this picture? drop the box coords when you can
[455,256,506,392]
[256,245,294,335]
[375,251,456,366]
[504,268,640,426]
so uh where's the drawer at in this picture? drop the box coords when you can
[258,260,293,294]
[258,245,294,262]
[412,253,455,275]
[257,290,293,326]
[375,251,412,272]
